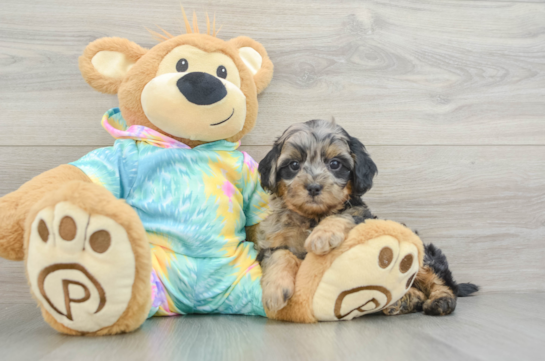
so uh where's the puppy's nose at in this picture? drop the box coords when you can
[307,184,323,197]
[176,72,227,105]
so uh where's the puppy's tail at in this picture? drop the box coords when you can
[423,243,479,297]
[457,282,479,297]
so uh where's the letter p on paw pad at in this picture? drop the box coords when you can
[312,225,421,321]
[26,202,137,333]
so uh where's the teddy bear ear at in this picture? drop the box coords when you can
[229,36,274,94]
[79,37,148,94]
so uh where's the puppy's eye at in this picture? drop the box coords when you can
[329,159,341,170]
[217,65,227,79]
[289,161,300,171]
[176,59,189,72]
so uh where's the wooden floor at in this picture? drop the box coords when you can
[0,0,544,359]
[0,293,543,361]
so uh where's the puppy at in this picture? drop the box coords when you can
[254,119,478,314]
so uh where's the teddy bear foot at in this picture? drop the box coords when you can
[312,221,422,321]
[267,219,424,323]
[25,182,152,335]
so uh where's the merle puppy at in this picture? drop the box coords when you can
[254,119,478,315]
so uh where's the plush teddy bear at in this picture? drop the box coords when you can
[0,13,423,335]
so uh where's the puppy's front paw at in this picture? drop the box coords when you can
[262,279,294,312]
[305,227,345,255]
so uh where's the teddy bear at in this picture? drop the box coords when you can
[0,12,423,335]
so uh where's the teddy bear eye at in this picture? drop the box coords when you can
[217,65,227,79]
[176,58,188,72]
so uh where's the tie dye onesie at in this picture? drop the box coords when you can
[70,108,269,317]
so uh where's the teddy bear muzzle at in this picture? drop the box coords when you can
[141,71,247,142]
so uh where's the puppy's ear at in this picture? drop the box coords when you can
[258,141,282,193]
[79,37,147,94]
[348,136,378,196]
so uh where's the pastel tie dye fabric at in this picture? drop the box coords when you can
[70,108,269,317]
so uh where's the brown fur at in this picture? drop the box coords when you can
[415,265,457,316]
[382,264,457,316]
[79,33,273,148]
[255,121,438,319]
[23,181,152,336]
[266,219,424,322]
[228,36,274,95]
[0,165,91,260]
[260,250,302,311]
[382,287,427,316]
[415,265,450,298]
[270,124,354,219]
[257,120,469,321]
[0,14,274,335]
[78,37,148,95]
[281,175,351,219]
[244,223,260,244]
[256,120,380,312]
[257,197,371,261]
[304,214,356,255]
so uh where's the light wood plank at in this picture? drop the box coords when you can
[0,0,544,146]
[366,146,545,294]
[0,0,544,359]
[1,144,543,304]
[0,294,543,361]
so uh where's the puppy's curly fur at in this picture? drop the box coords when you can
[255,119,478,314]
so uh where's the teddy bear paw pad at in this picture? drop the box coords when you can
[26,202,136,333]
[312,235,419,321]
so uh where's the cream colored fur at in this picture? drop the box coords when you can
[79,37,148,94]
[312,235,419,321]
[239,47,262,75]
[266,220,423,323]
[79,33,273,147]
[0,25,275,336]
[92,51,136,79]
[24,181,151,336]
[0,17,425,335]
[0,165,91,260]
[27,202,138,332]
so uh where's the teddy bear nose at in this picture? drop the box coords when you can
[176,72,227,106]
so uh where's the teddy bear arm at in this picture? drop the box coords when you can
[0,164,91,260]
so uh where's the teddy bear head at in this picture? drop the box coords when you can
[78,13,273,147]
